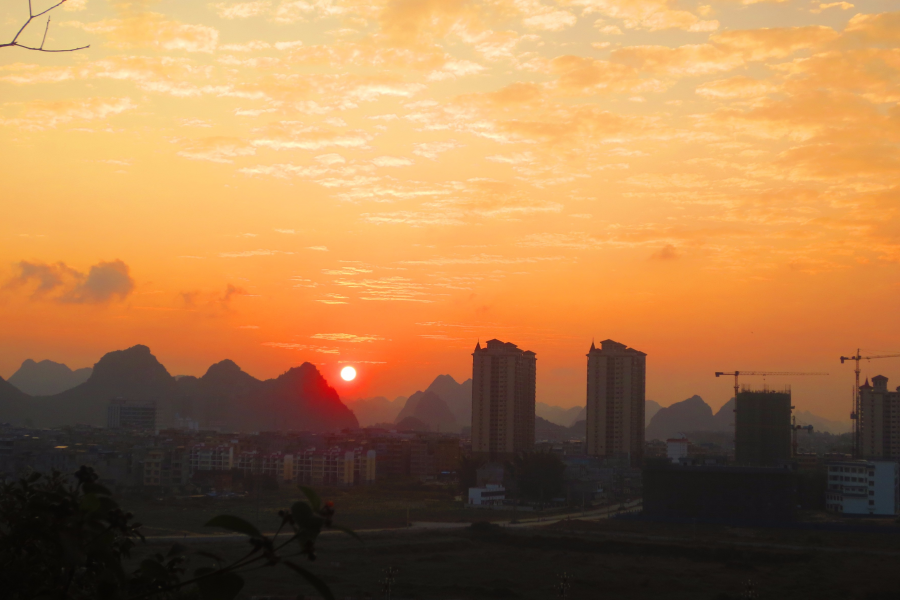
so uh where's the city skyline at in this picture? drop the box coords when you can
[1,336,878,425]
[3,1,900,420]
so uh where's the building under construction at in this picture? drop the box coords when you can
[735,387,792,467]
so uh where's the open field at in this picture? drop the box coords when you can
[128,481,584,536]
[123,483,900,599]
[128,509,900,600]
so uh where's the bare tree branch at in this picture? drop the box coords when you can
[0,0,90,53]
[41,16,51,50]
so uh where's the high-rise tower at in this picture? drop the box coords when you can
[860,375,900,460]
[471,339,536,458]
[586,339,646,467]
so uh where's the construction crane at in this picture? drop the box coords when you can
[714,371,829,401]
[839,349,900,458]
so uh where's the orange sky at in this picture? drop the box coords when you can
[2,0,899,420]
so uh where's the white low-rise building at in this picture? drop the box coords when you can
[825,459,899,516]
[468,484,506,506]
[667,438,689,462]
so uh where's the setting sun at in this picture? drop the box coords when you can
[340,366,357,382]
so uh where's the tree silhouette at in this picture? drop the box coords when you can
[1,1,89,53]
[0,467,357,600]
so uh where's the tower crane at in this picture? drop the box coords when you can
[714,371,829,402]
[839,350,900,458]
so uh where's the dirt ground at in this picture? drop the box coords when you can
[132,515,900,600]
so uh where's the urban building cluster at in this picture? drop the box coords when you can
[0,423,461,495]
[469,338,900,520]
[3,336,899,522]
[648,380,900,519]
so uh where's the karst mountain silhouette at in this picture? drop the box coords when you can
[0,345,357,432]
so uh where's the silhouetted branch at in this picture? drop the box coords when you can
[0,0,89,53]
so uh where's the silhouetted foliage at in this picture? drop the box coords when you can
[507,451,566,502]
[0,467,357,600]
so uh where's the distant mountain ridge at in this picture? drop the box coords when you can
[424,374,472,425]
[536,403,584,427]
[793,410,852,434]
[0,345,358,432]
[645,400,662,426]
[344,395,406,427]
[9,359,92,396]
[395,390,458,432]
[537,400,662,428]
[645,395,850,439]
[347,374,472,431]
[645,395,732,440]
[353,374,473,433]
[0,375,30,423]
[535,416,585,441]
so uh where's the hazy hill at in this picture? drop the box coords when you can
[535,416,585,442]
[645,395,719,441]
[173,357,358,432]
[15,345,179,427]
[424,374,472,424]
[795,410,852,434]
[9,359,92,396]
[645,400,662,426]
[395,416,430,432]
[396,390,458,432]
[644,395,849,439]
[712,398,735,431]
[538,400,659,428]
[345,395,406,427]
[389,374,471,432]
[0,345,358,432]
[173,359,264,426]
[536,403,584,427]
[0,375,30,423]
[570,419,585,438]
[237,363,358,432]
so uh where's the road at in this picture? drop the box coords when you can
[142,499,643,544]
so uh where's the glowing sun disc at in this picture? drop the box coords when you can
[340,366,357,381]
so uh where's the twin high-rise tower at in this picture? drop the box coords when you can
[471,337,646,466]
[586,340,646,467]
[471,339,536,458]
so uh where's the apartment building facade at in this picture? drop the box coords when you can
[860,375,900,460]
[471,339,536,458]
[585,340,646,467]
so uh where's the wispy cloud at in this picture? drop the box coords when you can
[218,249,294,257]
[400,254,566,266]
[262,342,339,354]
[311,333,384,342]
[333,276,436,302]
